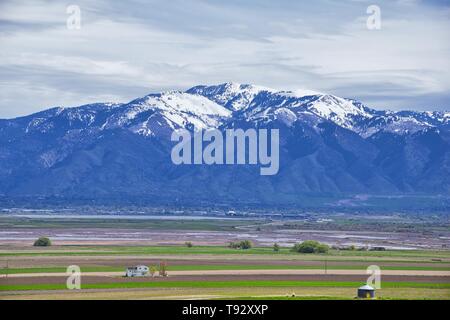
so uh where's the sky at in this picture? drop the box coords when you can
[0,0,449,118]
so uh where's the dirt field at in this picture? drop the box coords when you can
[1,224,450,250]
[2,269,450,279]
[3,287,449,301]
[2,273,450,286]
[3,256,449,270]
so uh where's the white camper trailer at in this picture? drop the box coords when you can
[125,265,149,277]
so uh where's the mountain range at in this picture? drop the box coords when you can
[0,83,449,207]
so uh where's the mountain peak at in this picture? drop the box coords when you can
[186,83,271,111]
[187,82,326,112]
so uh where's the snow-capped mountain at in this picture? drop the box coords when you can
[187,83,373,129]
[189,83,448,135]
[0,83,449,205]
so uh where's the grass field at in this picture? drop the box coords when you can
[0,217,255,231]
[2,264,450,275]
[2,280,449,292]
[3,287,449,300]
[2,245,450,259]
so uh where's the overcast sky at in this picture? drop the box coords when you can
[0,0,449,118]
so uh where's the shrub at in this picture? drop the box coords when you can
[228,240,253,250]
[292,240,329,254]
[273,243,280,252]
[33,237,52,247]
[185,241,193,248]
[228,242,241,249]
[316,243,330,254]
[240,240,253,250]
[292,241,317,253]
[369,246,386,251]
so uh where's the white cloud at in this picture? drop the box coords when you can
[0,0,449,118]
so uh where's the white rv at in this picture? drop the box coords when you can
[125,265,149,277]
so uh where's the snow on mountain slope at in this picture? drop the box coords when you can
[188,83,449,136]
[104,91,231,137]
[21,103,121,134]
[305,95,374,130]
[188,83,375,130]
[8,83,449,140]
[356,110,450,138]
[187,82,325,112]
[187,83,276,111]
[274,108,298,126]
[358,112,432,138]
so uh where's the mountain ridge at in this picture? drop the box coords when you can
[0,82,449,205]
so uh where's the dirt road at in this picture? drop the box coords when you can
[2,269,450,278]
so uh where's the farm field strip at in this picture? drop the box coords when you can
[3,269,450,279]
[2,264,450,275]
[2,287,449,300]
[1,244,449,300]
[3,255,445,266]
[1,246,450,259]
[0,244,450,259]
[1,280,450,292]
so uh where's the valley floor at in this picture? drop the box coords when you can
[0,215,449,300]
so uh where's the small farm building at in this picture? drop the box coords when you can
[357,285,376,299]
[126,265,149,277]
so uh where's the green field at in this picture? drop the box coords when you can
[0,217,254,231]
[1,280,449,292]
[2,245,450,260]
[2,264,450,275]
